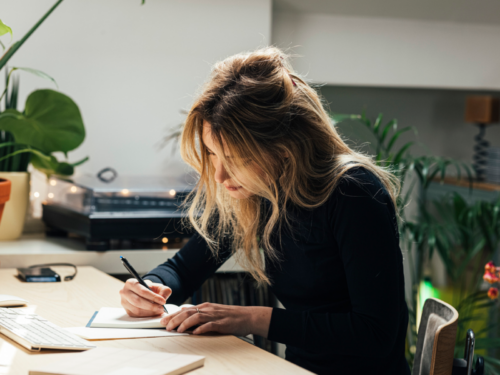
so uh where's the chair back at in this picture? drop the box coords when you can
[412,298,459,375]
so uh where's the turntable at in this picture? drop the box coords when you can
[42,173,195,250]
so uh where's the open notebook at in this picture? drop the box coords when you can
[89,305,194,329]
[29,347,204,375]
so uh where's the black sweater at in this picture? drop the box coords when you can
[144,167,411,375]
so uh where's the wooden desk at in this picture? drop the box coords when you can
[0,266,310,375]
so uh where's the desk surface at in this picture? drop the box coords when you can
[0,266,310,375]
[0,234,243,274]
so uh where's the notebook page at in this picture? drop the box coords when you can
[90,306,182,329]
[64,327,188,340]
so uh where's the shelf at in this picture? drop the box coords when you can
[428,177,500,205]
[0,233,245,275]
[431,176,500,192]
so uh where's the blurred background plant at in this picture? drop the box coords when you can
[0,0,87,177]
[331,112,500,374]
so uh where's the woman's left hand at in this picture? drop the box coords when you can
[160,302,272,337]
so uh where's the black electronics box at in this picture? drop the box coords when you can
[42,174,195,250]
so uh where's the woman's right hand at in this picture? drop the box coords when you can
[119,279,172,317]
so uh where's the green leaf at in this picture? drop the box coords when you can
[12,67,58,88]
[7,75,19,109]
[373,113,383,134]
[386,127,413,154]
[393,142,414,165]
[0,146,51,164]
[0,111,22,121]
[484,355,500,367]
[0,89,85,154]
[31,153,76,176]
[359,110,372,129]
[1,67,58,102]
[0,19,12,39]
[0,0,64,71]
[330,113,361,125]
[379,119,397,145]
[70,156,89,167]
[0,141,29,149]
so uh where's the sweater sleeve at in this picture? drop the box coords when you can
[267,170,404,358]
[143,231,232,305]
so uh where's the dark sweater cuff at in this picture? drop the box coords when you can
[267,307,304,347]
[143,274,164,285]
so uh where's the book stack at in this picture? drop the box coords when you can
[487,147,500,184]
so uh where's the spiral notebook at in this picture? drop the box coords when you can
[29,347,205,375]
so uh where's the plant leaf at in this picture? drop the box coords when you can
[1,66,58,102]
[0,89,85,154]
[386,127,413,154]
[12,67,58,88]
[379,119,397,145]
[70,156,89,167]
[0,111,22,121]
[393,142,414,165]
[0,146,51,164]
[31,153,76,176]
[373,113,383,135]
[0,0,64,71]
[330,113,361,125]
[0,19,12,39]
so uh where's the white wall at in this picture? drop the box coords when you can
[272,11,500,90]
[3,0,272,179]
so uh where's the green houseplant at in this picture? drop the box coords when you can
[332,112,500,374]
[0,1,87,239]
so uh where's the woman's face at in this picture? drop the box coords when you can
[202,122,266,200]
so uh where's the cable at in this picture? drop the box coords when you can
[27,263,77,281]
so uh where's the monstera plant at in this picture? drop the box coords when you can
[0,85,87,176]
[0,0,87,240]
[0,1,87,176]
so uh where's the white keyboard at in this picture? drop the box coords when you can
[0,307,95,351]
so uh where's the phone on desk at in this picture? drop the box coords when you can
[17,267,61,282]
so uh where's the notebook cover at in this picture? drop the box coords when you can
[29,347,205,375]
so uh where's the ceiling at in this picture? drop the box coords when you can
[273,0,500,26]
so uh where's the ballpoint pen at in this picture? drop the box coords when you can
[120,256,169,314]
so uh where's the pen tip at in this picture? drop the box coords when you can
[120,256,123,259]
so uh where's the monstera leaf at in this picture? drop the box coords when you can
[0,89,85,154]
[30,153,88,176]
[0,89,87,176]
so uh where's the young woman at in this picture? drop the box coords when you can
[119,47,411,374]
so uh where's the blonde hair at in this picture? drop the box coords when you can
[180,46,401,285]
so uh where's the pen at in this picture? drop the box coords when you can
[120,256,169,314]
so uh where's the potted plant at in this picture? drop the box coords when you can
[0,1,87,240]
[0,177,11,223]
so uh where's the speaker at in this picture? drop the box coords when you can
[465,96,499,124]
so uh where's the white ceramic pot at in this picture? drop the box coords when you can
[0,172,29,240]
